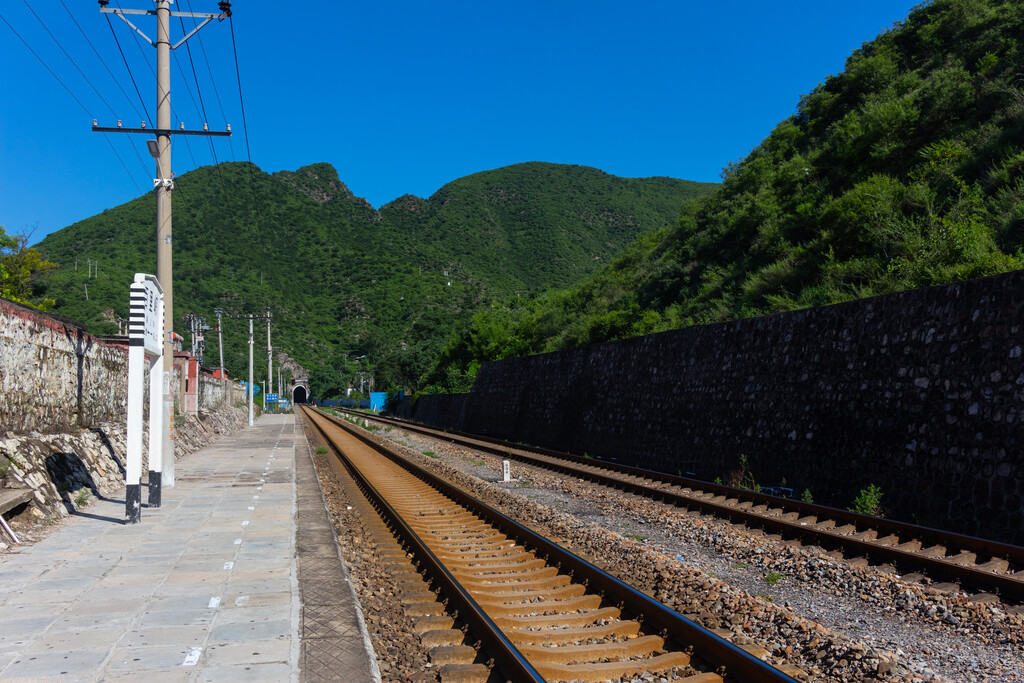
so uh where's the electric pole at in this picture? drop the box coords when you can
[214,307,226,406]
[221,311,271,425]
[248,316,254,426]
[96,0,232,485]
[266,308,272,414]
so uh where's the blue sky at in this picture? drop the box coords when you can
[2,1,923,243]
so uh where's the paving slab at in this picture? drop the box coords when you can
[0,414,380,682]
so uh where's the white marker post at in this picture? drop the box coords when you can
[503,460,511,483]
[126,273,164,523]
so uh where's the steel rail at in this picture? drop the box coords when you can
[303,407,544,682]
[335,408,1024,603]
[311,408,800,682]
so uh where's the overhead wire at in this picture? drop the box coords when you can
[57,0,154,180]
[185,0,234,160]
[106,0,238,236]
[227,12,273,288]
[59,0,145,122]
[21,0,119,119]
[0,6,144,195]
[171,41,238,230]
[104,13,151,121]
[0,9,93,117]
[228,13,269,241]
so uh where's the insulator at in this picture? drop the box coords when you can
[180,122,185,130]
[117,120,122,127]
[140,121,146,129]
[226,123,231,132]
[203,122,209,131]
[92,119,98,127]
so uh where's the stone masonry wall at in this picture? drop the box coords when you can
[403,271,1024,544]
[0,299,130,433]
[195,368,245,412]
[0,297,251,530]
[0,408,247,531]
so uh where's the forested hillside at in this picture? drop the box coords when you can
[430,0,1024,387]
[33,161,713,396]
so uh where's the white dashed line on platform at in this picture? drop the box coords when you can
[182,647,202,667]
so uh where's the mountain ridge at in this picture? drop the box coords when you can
[428,0,1024,386]
[33,160,715,396]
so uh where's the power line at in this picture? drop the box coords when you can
[168,47,238,234]
[55,0,153,177]
[160,14,239,230]
[102,134,145,195]
[104,13,151,121]
[21,0,118,118]
[171,50,206,127]
[185,0,234,160]
[168,48,226,174]
[59,0,144,122]
[115,0,155,79]
[228,13,272,268]
[106,0,235,231]
[178,16,209,122]
[0,7,142,194]
[0,9,93,117]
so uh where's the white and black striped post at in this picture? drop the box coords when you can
[127,273,164,523]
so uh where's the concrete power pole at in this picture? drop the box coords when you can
[214,307,226,406]
[266,309,272,414]
[96,0,232,485]
[248,316,254,426]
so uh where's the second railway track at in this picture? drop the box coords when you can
[301,405,803,682]
[330,407,1024,605]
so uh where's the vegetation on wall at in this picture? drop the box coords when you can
[428,0,1024,388]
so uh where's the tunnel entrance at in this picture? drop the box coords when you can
[293,386,307,404]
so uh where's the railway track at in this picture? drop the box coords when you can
[301,405,802,682]
[330,408,1024,604]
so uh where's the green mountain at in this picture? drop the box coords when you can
[33,161,714,395]
[433,0,1024,379]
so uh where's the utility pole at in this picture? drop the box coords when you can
[222,311,270,425]
[214,309,225,377]
[248,316,254,426]
[214,307,226,406]
[265,309,272,415]
[96,0,232,485]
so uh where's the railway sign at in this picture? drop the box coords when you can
[266,394,278,403]
[130,274,164,356]
[126,273,165,524]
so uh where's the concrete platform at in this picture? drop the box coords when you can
[0,414,380,682]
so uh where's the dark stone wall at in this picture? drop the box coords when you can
[393,393,468,431]
[402,271,1024,543]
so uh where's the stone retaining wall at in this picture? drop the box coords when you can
[0,297,252,525]
[0,299,129,433]
[0,407,248,524]
[399,271,1024,544]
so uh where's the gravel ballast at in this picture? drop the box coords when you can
[361,420,1024,682]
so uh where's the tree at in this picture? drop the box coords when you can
[1,226,57,311]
